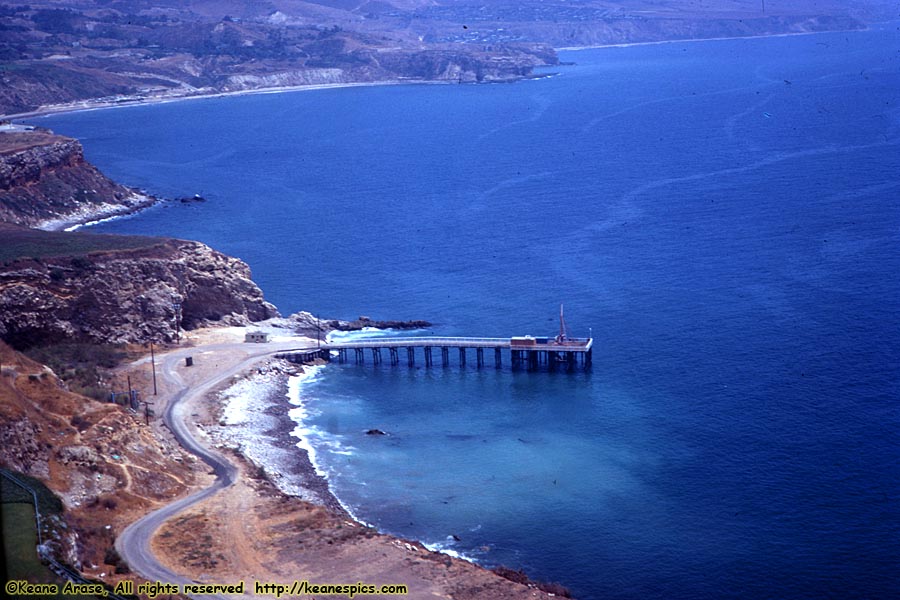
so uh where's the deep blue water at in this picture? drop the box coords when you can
[38,25,900,600]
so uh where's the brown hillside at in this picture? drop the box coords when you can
[0,340,195,585]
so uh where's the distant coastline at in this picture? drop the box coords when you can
[3,25,861,122]
[5,79,446,122]
[554,26,868,51]
[9,26,870,123]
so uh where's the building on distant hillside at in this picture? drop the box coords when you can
[245,331,269,343]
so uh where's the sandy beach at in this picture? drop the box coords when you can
[3,79,450,122]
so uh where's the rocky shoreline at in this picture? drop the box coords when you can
[37,191,159,232]
[204,359,347,515]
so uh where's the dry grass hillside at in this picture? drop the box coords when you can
[0,340,195,591]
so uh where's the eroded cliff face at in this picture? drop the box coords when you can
[0,131,154,230]
[0,238,280,348]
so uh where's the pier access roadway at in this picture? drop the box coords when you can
[115,339,317,600]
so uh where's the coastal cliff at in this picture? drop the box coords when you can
[0,227,279,349]
[0,130,154,229]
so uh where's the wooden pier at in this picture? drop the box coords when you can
[275,348,330,365]
[279,337,592,371]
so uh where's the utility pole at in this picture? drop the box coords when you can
[143,401,152,425]
[150,342,158,396]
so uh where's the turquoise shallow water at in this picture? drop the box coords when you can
[39,24,900,599]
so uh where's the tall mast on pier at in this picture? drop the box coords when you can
[557,303,568,343]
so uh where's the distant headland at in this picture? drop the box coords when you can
[1,1,891,118]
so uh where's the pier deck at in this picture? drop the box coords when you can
[279,337,592,370]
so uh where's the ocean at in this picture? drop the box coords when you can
[38,24,900,599]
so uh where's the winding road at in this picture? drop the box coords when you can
[115,341,315,595]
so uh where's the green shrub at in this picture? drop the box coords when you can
[25,343,124,400]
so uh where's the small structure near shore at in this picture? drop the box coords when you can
[244,331,269,343]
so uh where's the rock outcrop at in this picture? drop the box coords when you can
[0,130,155,230]
[285,311,431,337]
[0,235,279,348]
[329,315,432,332]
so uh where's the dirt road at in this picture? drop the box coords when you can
[115,340,313,596]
